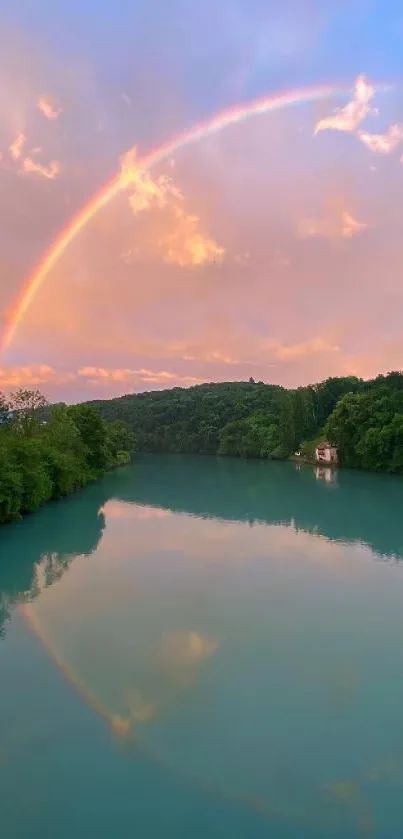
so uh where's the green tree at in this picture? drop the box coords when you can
[0,441,22,523]
[9,389,48,436]
[68,405,109,475]
[10,437,53,513]
[105,420,136,466]
[0,391,10,425]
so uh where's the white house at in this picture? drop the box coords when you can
[315,441,338,464]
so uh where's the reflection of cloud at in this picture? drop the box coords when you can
[109,631,217,738]
[163,631,218,665]
[315,75,374,135]
[359,124,403,154]
[103,500,172,520]
[9,132,26,160]
[37,95,61,120]
[123,689,156,723]
[161,631,218,686]
[298,210,367,240]
[21,157,61,180]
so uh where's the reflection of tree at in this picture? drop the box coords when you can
[2,453,403,638]
[110,456,403,562]
[0,481,107,637]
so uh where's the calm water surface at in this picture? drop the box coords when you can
[1,455,403,838]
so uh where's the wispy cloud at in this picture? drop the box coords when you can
[5,132,61,179]
[314,75,403,159]
[21,157,61,179]
[120,148,225,267]
[37,95,61,120]
[298,209,367,240]
[0,364,203,394]
[9,132,26,160]
[315,75,374,136]
[0,365,74,388]
[161,205,225,267]
[77,366,203,386]
[261,336,340,361]
[359,123,403,154]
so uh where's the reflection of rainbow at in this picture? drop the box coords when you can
[2,83,345,352]
[20,603,114,725]
[18,602,316,828]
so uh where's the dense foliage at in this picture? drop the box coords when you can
[87,372,403,473]
[325,373,403,473]
[0,390,135,525]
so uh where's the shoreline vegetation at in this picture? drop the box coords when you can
[1,370,403,527]
[0,389,135,526]
[86,371,403,473]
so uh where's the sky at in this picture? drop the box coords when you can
[1,0,403,402]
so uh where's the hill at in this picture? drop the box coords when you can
[84,373,403,472]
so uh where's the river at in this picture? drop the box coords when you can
[1,455,403,837]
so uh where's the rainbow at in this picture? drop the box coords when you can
[2,83,345,352]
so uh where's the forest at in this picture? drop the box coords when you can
[0,389,136,525]
[2,372,402,528]
[86,372,403,473]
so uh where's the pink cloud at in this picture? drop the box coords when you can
[121,148,225,267]
[37,95,61,120]
[261,336,340,361]
[21,157,61,179]
[9,132,26,160]
[77,366,203,387]
[359,124,403,154]
[314,75,374,135]
[0,364,75,390]
[298,209,367,240]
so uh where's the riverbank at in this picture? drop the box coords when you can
[0,398,135,526]
[87,373,403,475]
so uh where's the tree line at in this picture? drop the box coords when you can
[0,389,136,525]
[2,372,402,528]
[86,372,403,473]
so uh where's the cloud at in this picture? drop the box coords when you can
[298,209,367,240]
[4,134,61,180]
[359,124,403,154]
[37,95,61,120]
[0,364,204,396]
[314,75,374,136]
[9,132,26,160]
[77,366,203,386]
[0,364,75,389]
[314,75,403,160]
[261,336,340,361]
[120,147,225,267]
[21,157,61,179]
[161,205,225,266]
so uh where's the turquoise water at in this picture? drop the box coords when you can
[1,455,403,837]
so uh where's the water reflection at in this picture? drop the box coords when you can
[1,455,403,640]
[0,480,107,637]
[314,466,338,486]
[2,456,403,834]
